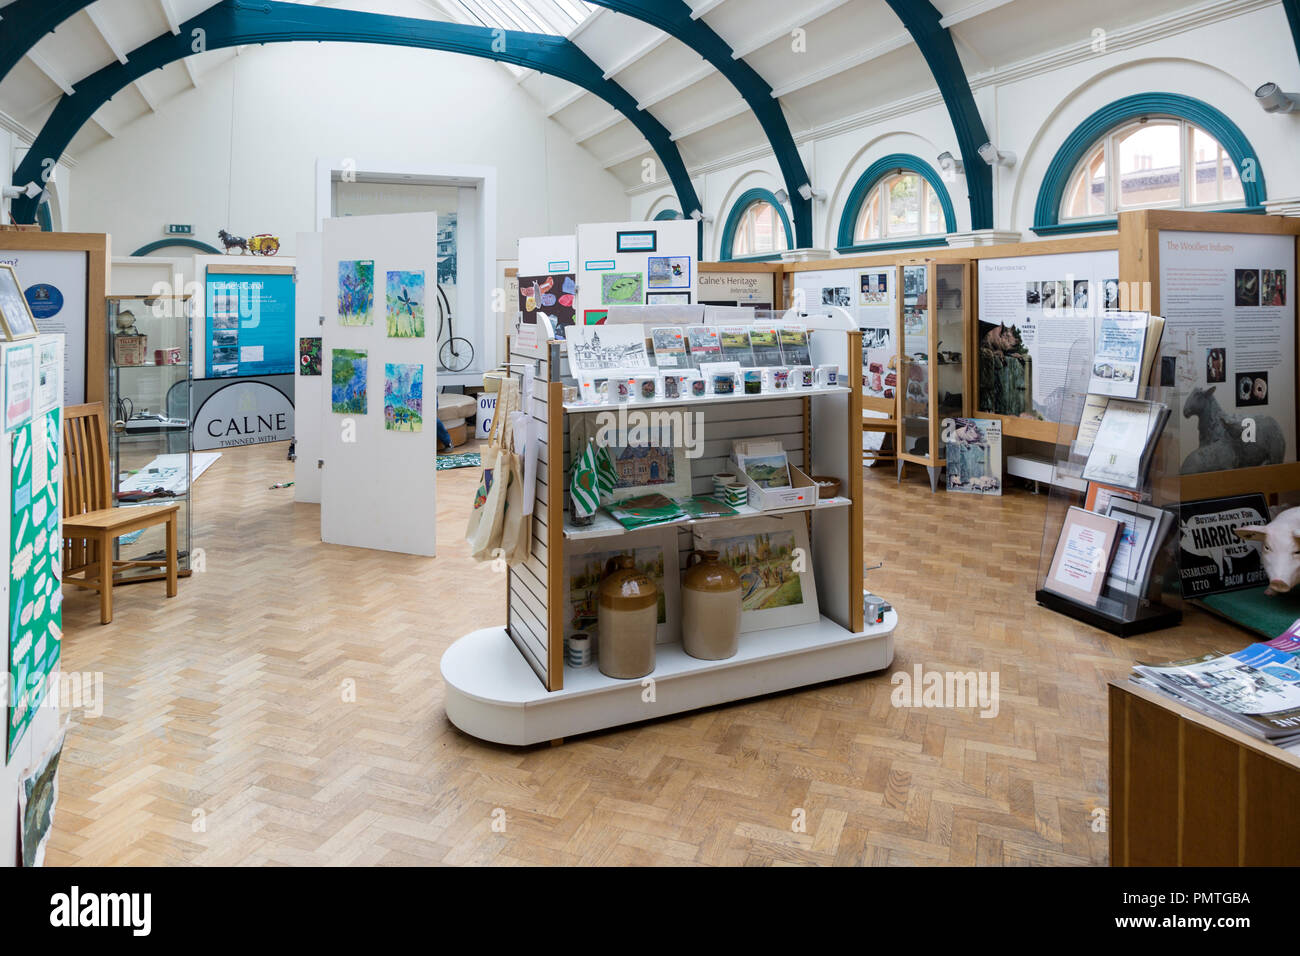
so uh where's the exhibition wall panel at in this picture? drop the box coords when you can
[319,212,438,556]
[294,232,324,505]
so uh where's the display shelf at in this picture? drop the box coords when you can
[563,495,852,541]
[563,383,850,413]
[442,613,896,745]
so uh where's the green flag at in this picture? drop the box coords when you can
[570,439,601,518]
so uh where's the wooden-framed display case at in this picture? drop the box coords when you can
[441,318,896,745]
[896,259,973,490]
[106,294,194,581]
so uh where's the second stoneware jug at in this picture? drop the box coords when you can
[596,555,658,679]
[681,550,742,660]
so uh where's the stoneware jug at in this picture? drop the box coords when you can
[596,555,658,679]
[682,550,742,661]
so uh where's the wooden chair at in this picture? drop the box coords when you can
[861,395,900,466]
[62,403,179,625]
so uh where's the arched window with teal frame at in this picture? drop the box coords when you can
[1033,93,1266,235]
[836,154,956,254]
[653,208,682,221]
[719,188,793,261]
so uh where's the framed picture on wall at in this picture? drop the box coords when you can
[0,265,40,341]
[616,230,657,253]
[647,291,691,305]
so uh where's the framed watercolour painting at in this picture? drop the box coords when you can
[692,515,819,632]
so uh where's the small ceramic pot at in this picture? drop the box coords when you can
[596,555,658,679]
[682,550,742,660]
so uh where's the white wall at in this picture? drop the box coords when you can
[631,2,1300,255]
[65,0,628,261]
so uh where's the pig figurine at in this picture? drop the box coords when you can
[1235,507,1300,595]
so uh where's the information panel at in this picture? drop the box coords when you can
[205,269,296,378]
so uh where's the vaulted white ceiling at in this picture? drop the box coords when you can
[0,0,1223,188]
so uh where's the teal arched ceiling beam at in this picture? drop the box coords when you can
[0,0,108,86]
[1284,1,1300,67]
[882,0,993,231]
[9,0,700,223]
[580,0,814,248]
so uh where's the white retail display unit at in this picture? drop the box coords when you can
[441,317,896,744]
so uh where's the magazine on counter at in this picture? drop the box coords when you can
[1133,638,1300,742]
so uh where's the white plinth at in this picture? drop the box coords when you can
[440,613,897,745]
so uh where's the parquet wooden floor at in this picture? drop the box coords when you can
[46,442,1238,866]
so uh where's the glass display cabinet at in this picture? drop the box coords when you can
[106,294,194,581]
[897,260,972,491]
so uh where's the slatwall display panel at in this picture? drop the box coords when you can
[505,345,553,689]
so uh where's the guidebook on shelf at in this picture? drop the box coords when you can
[717,325,755,365]
[650,327,687,368]
[1132,636,1300,743]
[1080,397,1169,489]
[1088,312,1163,397]
[685,325,721,366]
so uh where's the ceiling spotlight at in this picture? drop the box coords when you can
[936,151,964,175]
[1255,82,1298,113]
[774,187,789,204]
[797,183,827,202]
[1,182,42,200]
[978,143,1016,167]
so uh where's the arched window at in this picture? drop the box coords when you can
[1061,117,1244,220]
[1034,94,1265,234]
[653,208,683,221]
[720,189,793,261]
[836,155,956,253]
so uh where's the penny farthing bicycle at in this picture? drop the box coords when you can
[436,284,474,373]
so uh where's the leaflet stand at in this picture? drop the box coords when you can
[1033,334,1184,637]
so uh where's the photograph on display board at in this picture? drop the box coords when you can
[1263,269,1287,306]
[861,327,896,400]
[338,260,375,326]
[5,343,35,431]
[331,348,367,414]
[647,256,690,289]
[385,270,426,338]
[646,291,690,305]
[583,310,608,325]
[384,363,423,432]
[0,265,39,341]
[859,271,888,305]
[601,272,644,306]
[821,286,852,308]
[518,274,577,336]
[299,337,322,376]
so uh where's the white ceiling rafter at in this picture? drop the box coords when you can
[601,140,652,170]
[546,86,589,116]
[668,100,747,141]
[90,112,116,138]
[573,110,626,143]
[158,0,182,35]
[768,32,912,98]
[180,56,199,90]
[85,7,129,65]
[727,0,852,60]
[599,31,670,79]
[634,61,712,111]
[134,76,159,112]
[25,49,76,96]
[688,0,727,20]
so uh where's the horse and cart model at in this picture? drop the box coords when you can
[217,229,281,256]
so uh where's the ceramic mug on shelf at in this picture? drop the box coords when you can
[661,374,681,400]
[689,375,707,398]
[792,365,815,389]
[770,366,791,391]
[815,364,840,387]
[711,371,737,396]
[742,368,763,395]
[633,375,658,401]
[614,378,634,403]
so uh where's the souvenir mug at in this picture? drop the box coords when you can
[815,364,840,387]
[792,365,815,389]
[615,378,634,402]
[771,366,791,391]
[711,371,737,396]
[633,375,658,401]
[565,633,593,668]
[661,374,681,400]
[742,368,763,395]
[689,376,708,398]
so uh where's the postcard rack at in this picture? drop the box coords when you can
[441,323,898,745]
[1033,336,1184,637]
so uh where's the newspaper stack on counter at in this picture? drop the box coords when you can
[1131,628,1300,748]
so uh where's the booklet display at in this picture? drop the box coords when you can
[1102,498,1173,598]
[1044,506,1122,606]
[1081,398,1169,489]
[650,327,687,368]
[717,325,755,365]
